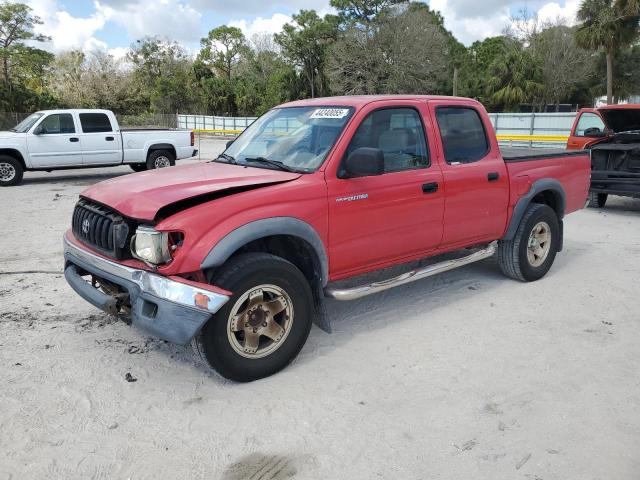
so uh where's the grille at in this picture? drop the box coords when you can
[72,199,133,259]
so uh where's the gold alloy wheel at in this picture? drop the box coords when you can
[527,221,551,267]
[226,284,294,359]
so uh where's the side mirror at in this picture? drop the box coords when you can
[584,127,605,138]
[341,147,384,178]
[225,139,234,149]
[33,125,43,135]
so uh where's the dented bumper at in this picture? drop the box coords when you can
[63,232,229,344]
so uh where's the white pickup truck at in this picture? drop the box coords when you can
[0,109,197,186]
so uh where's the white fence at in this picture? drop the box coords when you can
[177,114,257,133]
[179,112,579,148]
[488,112,577,148]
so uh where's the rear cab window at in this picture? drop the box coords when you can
[435,107,489,164]
[79,113,113,133]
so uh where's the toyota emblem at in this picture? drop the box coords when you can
[82,219,90,234]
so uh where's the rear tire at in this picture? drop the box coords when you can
[146,150,175,170]
[192,253,313,382]
[129,163,147,172]
[587,191,607,208]
[498,203,559,282]
[0,155,23,187]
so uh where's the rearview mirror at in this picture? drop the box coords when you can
[225,139,234,149]
[341,147,384,178]
[584,127,605,138]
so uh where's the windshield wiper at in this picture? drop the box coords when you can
[243,157,296,172]
[212,152,237,164]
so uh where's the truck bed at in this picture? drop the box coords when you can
[500,147,586,162]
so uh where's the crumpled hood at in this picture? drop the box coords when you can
[81,162,301,221]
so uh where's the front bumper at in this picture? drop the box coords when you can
[63,232,229,344]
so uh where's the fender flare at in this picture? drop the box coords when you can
[146,142,177,158]
[503,178,566,241]
[199,217,329,286]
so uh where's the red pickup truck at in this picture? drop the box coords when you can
[64,95,590,381]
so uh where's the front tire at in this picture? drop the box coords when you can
[146,150,175,170]
[193,253,313,382]
[0,155,23,186]
[498,203,559,282]
[587,191,607,208]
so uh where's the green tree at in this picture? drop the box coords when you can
[486,40,544,110]
[0,2,53,110]
[330,0,402,25]
[275,10,339,98]
[327,3,450,95]
[199,26,247,81]
[128,37,196,113]
[531,25,594,110]
[576,0,639,104]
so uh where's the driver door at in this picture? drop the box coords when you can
[27,113,82,168]
[326,102,444,278]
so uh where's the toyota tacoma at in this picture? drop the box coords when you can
[63,95,591,381]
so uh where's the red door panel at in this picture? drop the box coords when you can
[428,100,509,247]
[325,100,445,278]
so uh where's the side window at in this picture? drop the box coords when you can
[38,114,75,134]
[345,107,429,173]
[79,113,112,133]
[435,107,489,164]
[575,113,605,136]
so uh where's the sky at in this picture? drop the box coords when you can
[21,0,583,58]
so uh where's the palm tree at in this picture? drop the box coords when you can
[486,41,544,110]
[576,0,639,104]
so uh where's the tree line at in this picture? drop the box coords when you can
[0,0,639,117]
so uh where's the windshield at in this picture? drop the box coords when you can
[12,113,44,133]
[222,106,354,172]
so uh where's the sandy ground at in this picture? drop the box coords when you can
[1,140,640,479]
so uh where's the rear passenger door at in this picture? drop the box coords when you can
[327,102,444,276]
[428,101,509,247]
[79,112,122,165]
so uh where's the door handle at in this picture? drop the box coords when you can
[487,172,499,181]
[105,136,114,141]
[422,182,438,194]
[69,137,79,142]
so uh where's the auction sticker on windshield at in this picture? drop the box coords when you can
[310,108,350,119]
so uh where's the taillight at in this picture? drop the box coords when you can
[190,131,194,146]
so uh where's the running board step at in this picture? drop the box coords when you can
[324,241,498,301]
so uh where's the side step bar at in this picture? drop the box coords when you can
[324,241,498,301]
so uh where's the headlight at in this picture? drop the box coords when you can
[131,226,172,265]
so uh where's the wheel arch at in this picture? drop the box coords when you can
[200,217,329,286]
[200,217,331,332]
[0,149,27,170]
[503,179,566,241]
[146,143,176,160]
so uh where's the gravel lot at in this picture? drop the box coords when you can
[1,139,640,479]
